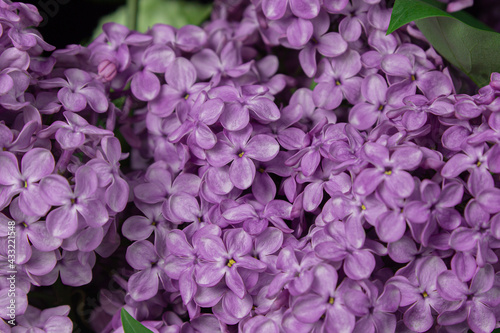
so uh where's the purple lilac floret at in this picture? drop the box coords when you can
[1,0,500,332]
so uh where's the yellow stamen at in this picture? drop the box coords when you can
[227,259,236,267]
[422,291,428,298]
[184,94,189,100]
[258,168,265,173]
[384,170,392,175]
[22,222,28,228]
[361,204,366,210]
[328,297,335,305]
[411,75,416,81]
[477,161,481,167]
[378,105,384,111]
[23,181,28,188]
[71,198,76,204]
[335,80,341,86]
[238,152,245,158]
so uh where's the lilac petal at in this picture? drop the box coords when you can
[287,18,313,48]
[388,236,418,263]
[122,215,155,241]
[344,250,375,280]
[381,54,412,77]
[125,240,157,270]
[191,49,220,80]
[77,200,108,228]
[74,166,98,198]
[303,182,324,212]
[220,103,249,131]
[441,153,473,178]
[363,142,389,166]
[128,268,159,301]
[262,0,287,20]
[18,186,50,217]
[105,177,129,212]
[354,168,383,196]
[197,236,227,261]
[255,227,283,255]
[313,83,342,110]
[267,272,293,298]
[77,227,104,252]
[377,285,401,313]
[468,302,496,333]
[325,305,355,333]
[176,25,206,52]
[299,44,318,78]
[277,247,299,270]
[436,271,467,301]
[437,307,468,326]
[245,135,280,161]
[301,150,321,177]
[403,301,433,333]
[385,170,415,198]
[363,74,387,105]
[179,268,196,304]
[376,211,406,243]
[246,97,281,123]
[293,294,327,323]
[55,128,84,149]
[439,182,464,208]
[450,227,478,251]
[317,32,348,57]
[477,188,500,214]
[349,103,379,130]
[391,147,422,170]
[21,148,54,182]
[311,263,338,297]
[58,87,87,111]
[226,269,246,298]
[404,201,430,224]
[27,222,62,251]
[386,80,417,106]
[225,229,252,257]
[46,206,78,239]
[166,57,197,92]
[223,291,252,319]
[451,252,477,282]
[470,264,495,295]
[196,262,226,287]
[131,70,160,101]
[169,193,199,222]
[194,124,217,150]
[418,70,452,100]
[314,241,347,261]
[339,16,362,42]
[79,87,108,113]
[229,157,255,190]
[252,171,276,205]
[290,0,320,19]
[417,256,447,290]
[0,152,21,185]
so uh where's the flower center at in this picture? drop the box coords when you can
[361,204,366,210]
[476,161,481,167]
[411,74,416,81]
[335,80,341,86]
[422,291,428,298]
[384,170,392,175]
[227,259,236,267]
[328,297,335,305]
[24,180,28,188]
[238,151,245,158]
[184,93,189,100]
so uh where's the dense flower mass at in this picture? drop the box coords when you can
[0,0,499,332]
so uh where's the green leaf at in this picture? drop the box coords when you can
[91,0,212,40]
[387,0,500,87]
[121,308,153,333]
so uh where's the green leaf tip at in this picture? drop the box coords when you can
[121,308,153,333]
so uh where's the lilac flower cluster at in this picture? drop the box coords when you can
[0,0,500,332]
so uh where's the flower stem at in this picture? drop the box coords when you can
[127,0,139,31]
